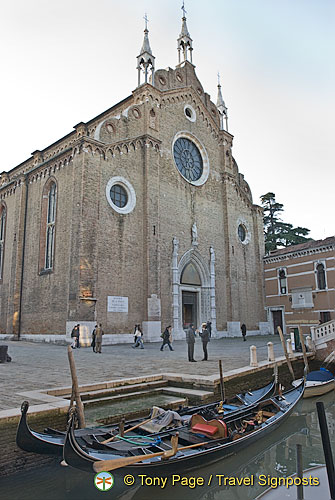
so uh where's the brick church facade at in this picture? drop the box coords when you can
[0,12,267,344]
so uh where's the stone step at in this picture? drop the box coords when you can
[83,388,187,407]
[94,396,188,426]
[158,386,214,403]
[78,380,168,401]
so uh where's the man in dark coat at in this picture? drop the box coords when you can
[200,323,210,361]
[241,323,247,341]
[72,324,80,348]
[186,324,196,362]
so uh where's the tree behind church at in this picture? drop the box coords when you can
[260,192,311,253]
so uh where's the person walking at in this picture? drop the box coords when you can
[72,324,80,348]
[160,326,174,351]
[91,325,97,352]
[70,325,77,349]
[241,323,247,341]
[206,321,212,338]
[132,324,144,349]
[186,323,196,362]
[200,322,210,361]
[95,323,104,353]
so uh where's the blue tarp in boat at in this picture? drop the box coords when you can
[306,369,334,382]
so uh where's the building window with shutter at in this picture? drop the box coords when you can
[278,268,287,295]
[320,311,331,324]
[0,204,6,280]
[39,180,57,273]
[316,262,326,290]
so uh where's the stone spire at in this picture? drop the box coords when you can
[177,1,193,65]
[137,14,155,87]
[216,73,228,131]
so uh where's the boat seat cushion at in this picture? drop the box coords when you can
[192,423,218,436]
[190,414,227,438]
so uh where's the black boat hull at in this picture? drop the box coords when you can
[63,382,304,474]
[16,381,274,456]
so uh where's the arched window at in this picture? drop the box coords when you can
[39,180,57,273]
[278,268,287,295]
[316,263,326,290]
[0,204,6,280]
[45,183,56,269]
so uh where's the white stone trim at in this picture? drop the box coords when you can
[172,131,209,186]
[236,217,251,245]
[314,259,328,290]
[106,176,136,214]
[264,256,335,272]
[172,246,214,337]
[266,306,286,335]
[277,267,288,295]
[264,243,335,264]
[184,104,196,122]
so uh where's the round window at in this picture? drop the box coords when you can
[106,177,136,214]
[185,108,192,118]
[172,132,209,186]
[173,137,203,182]
[110,184,128,208]
[238,224,246,242]
[184,105,196,122]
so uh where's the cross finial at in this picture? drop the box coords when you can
[181,1,187,18]
[144,13,149,30]
[217,72,221,86]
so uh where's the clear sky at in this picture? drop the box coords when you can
[1,0,334,240]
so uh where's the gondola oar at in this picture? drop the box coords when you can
[101,417,155,445]
[219,360,225,403]
[277,326,295,381]
[93,436,208,473]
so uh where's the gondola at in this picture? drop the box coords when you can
[63,381,304,474]
[16,381,275,456]
[292,368,335,398]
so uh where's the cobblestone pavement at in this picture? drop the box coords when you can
[0,336,283,411]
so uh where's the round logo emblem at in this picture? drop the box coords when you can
[94,471,114,491]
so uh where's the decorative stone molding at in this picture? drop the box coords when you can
[172,131,209,186]
[74,122,88,138]
[209,246,217,333]
[105,176,136,215]
[172,237,179,336]
[31,150,44,166]
[236,216,251,245]
[264,243,335,264]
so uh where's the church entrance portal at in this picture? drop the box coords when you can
[182,291,198,328]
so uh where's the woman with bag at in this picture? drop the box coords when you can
[132,324,144,349]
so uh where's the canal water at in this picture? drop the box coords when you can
[0,391,334,500]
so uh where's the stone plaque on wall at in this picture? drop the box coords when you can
[147,294,161,319]
[108,296,128,313]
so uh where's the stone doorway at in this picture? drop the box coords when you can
[272,310,283,334]
[182,290,198,328]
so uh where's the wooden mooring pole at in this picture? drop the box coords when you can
[298,325,309,374]
[219,360,225,402]
[67,345,86,428]
[277,326,295,381]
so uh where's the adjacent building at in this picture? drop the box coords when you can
[264,237,335,337]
